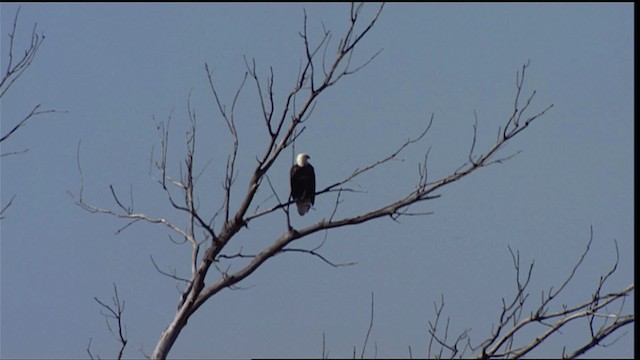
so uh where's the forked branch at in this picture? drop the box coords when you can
[89,284,128,360]
[424,229,634,359]
[0,7,65,150]
[1,7,44,97]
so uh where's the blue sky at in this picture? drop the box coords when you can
[1,3,634,359]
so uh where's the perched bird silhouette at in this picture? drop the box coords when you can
[290,153,315,216]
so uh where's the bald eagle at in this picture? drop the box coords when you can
[290,153,315,216]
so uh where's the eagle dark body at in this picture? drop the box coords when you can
[290,161,315,216]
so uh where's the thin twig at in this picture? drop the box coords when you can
[93,284,128,360]
[360,292,375,359]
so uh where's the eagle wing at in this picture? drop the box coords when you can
[290,164,316,215]
[307,164,315,205]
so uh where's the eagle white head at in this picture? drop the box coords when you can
[296,153,310,167]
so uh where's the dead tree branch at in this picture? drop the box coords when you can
[1,7,44,97]
[90,284,128,360]
[1,7,65,218]
[424,228,633,359]
[360,292,375,359]
[0,195,17,220]
[428,294,472,359]
[0,7,64,149]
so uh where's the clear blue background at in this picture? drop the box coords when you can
[1,3,634,358]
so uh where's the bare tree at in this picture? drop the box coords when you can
[65,4,631,359]
[1,7,62,218]
[425,227,633,359]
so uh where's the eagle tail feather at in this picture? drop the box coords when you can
[296,201,311,216]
